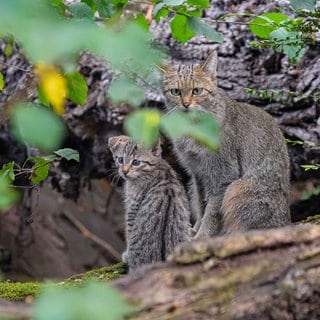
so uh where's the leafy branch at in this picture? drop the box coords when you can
[0,148,80,210]
[244,87,320,104]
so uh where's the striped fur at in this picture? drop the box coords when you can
[108,136,190,272]
[162,50,291,238]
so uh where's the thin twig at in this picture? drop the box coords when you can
[63,210,122,261]
[0,61,32,73]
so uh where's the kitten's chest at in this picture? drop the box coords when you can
[125,183,148,209]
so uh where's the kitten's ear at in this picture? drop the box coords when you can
[108,135,127,149]
[151,139,162,157]
[200,50,218,75]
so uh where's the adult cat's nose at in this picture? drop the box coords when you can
[182,100,191,108]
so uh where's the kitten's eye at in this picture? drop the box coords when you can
[170,88,181,96]
[132,159,140,166]
[117,157,124,164]
[192,88,203,95]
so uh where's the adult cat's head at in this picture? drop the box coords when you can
[108,135,162,180]
[161,50,218,112]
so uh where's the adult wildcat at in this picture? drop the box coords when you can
[162,50,291,238]
[108,135,190,271]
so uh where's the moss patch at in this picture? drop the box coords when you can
[0,281,40,301]
[302,215,320,225]
[0,262,127,301]
[64,262,127,283]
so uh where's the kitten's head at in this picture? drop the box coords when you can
[108,135,162,180]
[161,50,218,112]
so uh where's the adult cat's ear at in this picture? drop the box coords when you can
[200,50,218,76]
[151,138,162,157]
[155,64,173,74]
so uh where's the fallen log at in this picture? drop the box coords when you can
[114,223,320,320]
[1,224,320,319]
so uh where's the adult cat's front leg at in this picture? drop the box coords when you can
[194,195,223,239]
[188,174,203,232]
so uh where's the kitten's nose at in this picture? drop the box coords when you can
[122,166,130,175]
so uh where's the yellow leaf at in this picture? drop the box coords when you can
[35,63,67,115]
[0,73,4,91]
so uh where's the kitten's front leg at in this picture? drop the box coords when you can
[195,196,223,239]
[124,209,136,264]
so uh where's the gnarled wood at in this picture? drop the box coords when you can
[114,224,320,320]
[1,224,320,319]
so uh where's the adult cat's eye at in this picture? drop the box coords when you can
[192,88,203,95]
[117,157,124,164]
[170,88,181,96]
[132,159,140,166]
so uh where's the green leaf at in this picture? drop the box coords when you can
[97,21,163,74]
[0,179,20,211]
[0,1,163,81]
[136,13,149,31]
[124,109,160,147]
[33,281,132,320]
[0,162,19,210]
[249,13,290,39]
[152,3,169,22]
[81,0,96,11]
[0,73,4,90]
[108,77,145,107]
[93,0,115,18]
[64,71,88,105]
[187,16,223,43]
[4,35,14,56]
[301,164,320,171]
[68,2,94,20]
[0,162,15,184]
[170,14,195,43]
[270,27,306,63]
[10,103,66,153]
[54,148,80,162]
[161,110,220,151]
[163,0,185,5]
[38,86,50,107]
[29,157,50,184]
[290,0,316,10]
[187,0,210,8]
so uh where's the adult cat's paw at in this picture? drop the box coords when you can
[122,250,128,263]
[188,227,197,238]
[194,229,211,240]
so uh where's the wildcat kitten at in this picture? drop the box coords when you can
[162,50,291,238]
[108,135,190,271]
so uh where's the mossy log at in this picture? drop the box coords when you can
[2,224,320,319]
[114,223,320,320]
